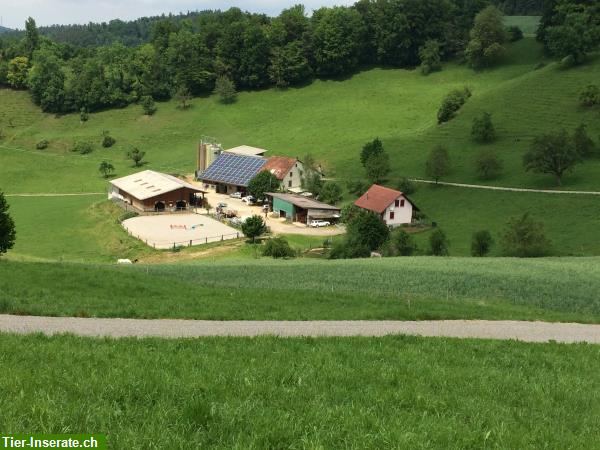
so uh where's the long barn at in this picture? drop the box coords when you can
[109,170,206,212]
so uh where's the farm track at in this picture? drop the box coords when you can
[2,315,600,344]
[411,179,600,196]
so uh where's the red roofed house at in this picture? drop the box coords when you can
[354,184,417,228]
[262,156,306,191]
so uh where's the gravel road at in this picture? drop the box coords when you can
[1,315,600,343]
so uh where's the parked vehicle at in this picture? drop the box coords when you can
[229,192,242,199]
[242,195,256,204]
[217,202,228,209]
[310,220,331,228]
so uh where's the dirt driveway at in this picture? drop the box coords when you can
[122,214,241,249]
[203,190,346,237]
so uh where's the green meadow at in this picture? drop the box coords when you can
[0,334,599,449]
[1,257,599,322]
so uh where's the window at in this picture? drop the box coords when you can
[400,200,405,207]
[395,200,400,207]
[288,180,292,187]
[390,211,395,220]
[290,172,293,177]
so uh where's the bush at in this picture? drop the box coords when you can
[36,139,49,150]
[579,85,599,107]
[437,87,472,124]
[397,177,416,195]
[346,210,390,252]
[79,108,88,122]
[71,141,93,155]
[507,26,524,42]
[429,228,449,256]
[419,40,442,75]
[501,213,551,257]
[141,96,156,115]
[340,204,361,224]
[471,230,493,257]
[573,123,596,157]
[390,229,417,256]
[263,237,296,259]
[328,240,370,259]
[102,131,116,148]
[475,150,503,180]
[471,112,496,143]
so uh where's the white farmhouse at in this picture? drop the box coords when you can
[354,184,418,227]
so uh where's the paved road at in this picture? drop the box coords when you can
[1,315,600,343]
[410,179,600,196]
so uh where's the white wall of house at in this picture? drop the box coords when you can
[382,195,413,227]
[281,161,305,190]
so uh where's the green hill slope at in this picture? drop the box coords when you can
[1,37,600,260]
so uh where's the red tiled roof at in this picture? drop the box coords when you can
[263,156,297,180]
[354,184,403,214]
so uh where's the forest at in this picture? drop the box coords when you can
[0,0,597,115]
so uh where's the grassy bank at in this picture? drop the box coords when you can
[0,334,598,449]
[1,257,599,322]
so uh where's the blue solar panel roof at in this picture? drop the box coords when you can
[199,153,267,187]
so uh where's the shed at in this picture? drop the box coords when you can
[267,192,341,224]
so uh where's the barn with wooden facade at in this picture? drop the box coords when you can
[109,170,206,212]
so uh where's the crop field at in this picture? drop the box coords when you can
[0,334,598,449]
[1,257,599,322]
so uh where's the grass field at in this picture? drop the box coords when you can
[1,257,599,322]
[504,16,541,36]
[0,334,599,449]
[2,36,600,261]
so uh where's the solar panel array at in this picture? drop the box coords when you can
[199,153,267,187]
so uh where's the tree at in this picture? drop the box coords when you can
[319,182,343,204]
[242,215,267,243]
[465,6,506,68]
[263,236,296,258]
[471,230,493,257]
[214,75,237,104]
[345,209,389,253]
[365,151,390,184]
[507,26,524,42]
[141,96,156,115]
[545,5,600,65]
[523,131,581,186]
[98,160,115,178]
[501,213,551,257]
[176,86,192,109]
[302,171,324,197]
[425,146,451,183]
[475,150,503,180]
[27,49,65,113]
[24,17,40,58]
[573,123,596,158]
[127,148,146,167]
[419,40,442,75]
[102,131,116,148]
[347,180,369,197]
[269,41,311,87]
[580,84,599,107]
[471,112,496,143]
[7,57,29,89]
[248,171,280,200]
[391,229,416,256]
[360,138,384,167]
[429,228,449,256]
[0,192,16,256]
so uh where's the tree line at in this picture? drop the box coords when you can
[0,1,491,114]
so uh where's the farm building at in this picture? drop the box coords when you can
[226,145,268,157]
[108,170,206,212]
[263,156,305,191]
[354,184,418,228]
[267,192,340,224]
[198,152,268,194]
